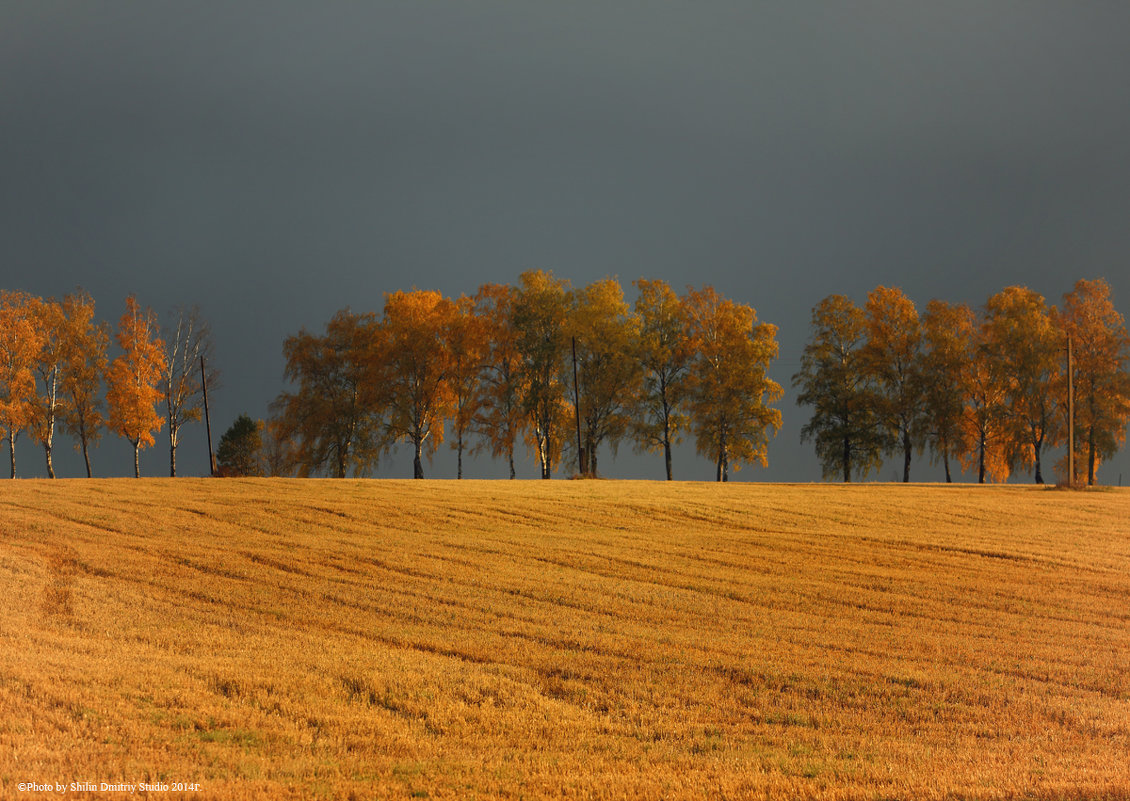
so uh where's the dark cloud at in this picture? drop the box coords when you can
[3,2,1129,481]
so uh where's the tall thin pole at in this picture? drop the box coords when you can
[1067,334,1074,486]
[201,355,216,476]
[571,336,584,476]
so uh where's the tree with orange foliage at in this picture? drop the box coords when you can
[632,278,692,480]
[0,290,45,478]
[29,296,69,478]
[983,286,1062,484]
[381,290,456,479]
[958,316,1012,484]
[107,296,168,478]
[684,287,782,481]
[445,295,489,479]
[512,270,571,479]
[861,286,924,482]
[59,292,109,478]
[1053,278,1130,485]
[920,300,975,483]
[569,278,642,477]
[473,283,525,479]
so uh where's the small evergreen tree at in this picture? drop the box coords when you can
[216,414,264,477]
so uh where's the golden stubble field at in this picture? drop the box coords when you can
[1,479,1128,800]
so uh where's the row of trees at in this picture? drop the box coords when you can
[0,290,216,478]
[271,271,783,480]
[793,279,1130,485]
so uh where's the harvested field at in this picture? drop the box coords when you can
[2,479,1128,799]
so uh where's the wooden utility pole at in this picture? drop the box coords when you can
[1067,334,1074,486]
[571,336,585,476]
[201,355,216,476]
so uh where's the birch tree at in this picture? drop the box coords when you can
[473,283,524,479]
[958,317,1012,484]
[107,296,167,478]
[1053,278,1130,484]
[684,287,782,481]
[381,290,455,479]
[0,291,44,478]
[60,292,108,478]
[861,286,924,482]
[794,295,887,482]
[632,279,692,480]
[920,300,974,483]
[272,309,383,478]
[512,270,571,479]
[30,297,69,478]
[162,305,217,477]
[983,286,1061,484]
[569,278,642,477]
[445,295,488,479]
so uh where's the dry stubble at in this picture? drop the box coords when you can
[1,479,1128,799]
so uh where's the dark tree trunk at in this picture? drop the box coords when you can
[413,440,424,479]
[943,451,952,484]
[77,416,93,477]
[1033,443,1043,485]
[170,442,177,478]
[716,425,728,482]
[1088,424,1096,486]
[508,445,515,480]
[842,436,851,483]
[45,444,55,479]
[977,432,986,484]
[902,429,911,483]
[662,399,673,480]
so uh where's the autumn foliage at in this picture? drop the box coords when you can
[0,291,212,479]
[797,279,1130,484]
[107,296,168,478]
[0,290,44,478]
[3,277,1127,481]
[273,274,783,480]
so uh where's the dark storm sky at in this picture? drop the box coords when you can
[3,2,1129,482]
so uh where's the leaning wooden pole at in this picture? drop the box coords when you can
[572,336,584,476]
[201,355,216,477]
[1067,334,1074,486]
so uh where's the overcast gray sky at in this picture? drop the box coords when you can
[3,2,1129,482]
